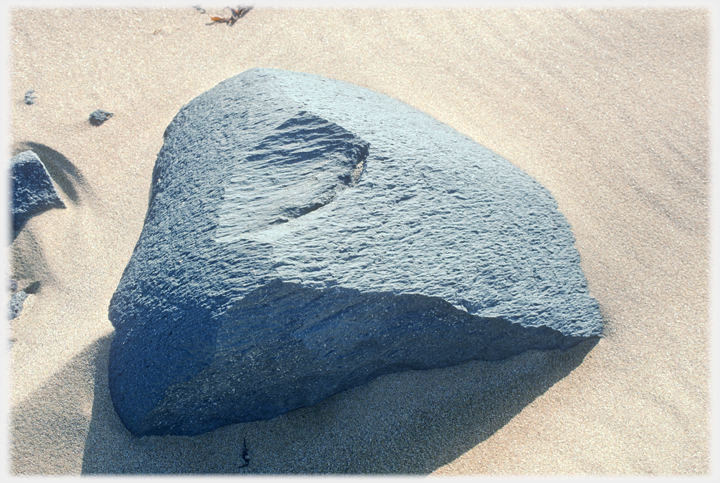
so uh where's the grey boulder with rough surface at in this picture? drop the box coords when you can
[108,68,603,437]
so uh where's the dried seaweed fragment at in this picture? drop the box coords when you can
[206,5,253,26]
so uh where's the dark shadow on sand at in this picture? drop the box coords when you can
[26,330,599,474]
[10,335,111,474]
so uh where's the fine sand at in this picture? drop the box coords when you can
[5,5,711,475]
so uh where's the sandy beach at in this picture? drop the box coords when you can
[5,4,711,475]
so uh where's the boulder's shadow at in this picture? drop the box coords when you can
[68,332,596,474]
[8,330,598,474]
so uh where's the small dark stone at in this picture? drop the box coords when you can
[89,110,113,126]
[24,90,37,105]
[24,281,41,294]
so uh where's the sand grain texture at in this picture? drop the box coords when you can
[7,7,710,475]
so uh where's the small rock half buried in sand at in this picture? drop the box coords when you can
[108,68,603,436]
[7,281,40,320]
[8,290,29,320]
[10,150,66,234]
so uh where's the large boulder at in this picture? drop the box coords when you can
[108,68,603,437]
[10,150,65,234]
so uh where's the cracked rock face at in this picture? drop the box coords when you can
[216,110,369,236]
[108,68,603,436]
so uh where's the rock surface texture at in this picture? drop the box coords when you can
[10,150,65,234]
[108,68,603,436]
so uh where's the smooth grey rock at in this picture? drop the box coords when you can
[108,68,603,436]
[10,150,66,233]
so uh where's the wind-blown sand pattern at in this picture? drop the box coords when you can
[6,7,709,475]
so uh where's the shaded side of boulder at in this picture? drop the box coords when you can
[118,281,588,436]
[10,151,66,233]
[108,68,603,436]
